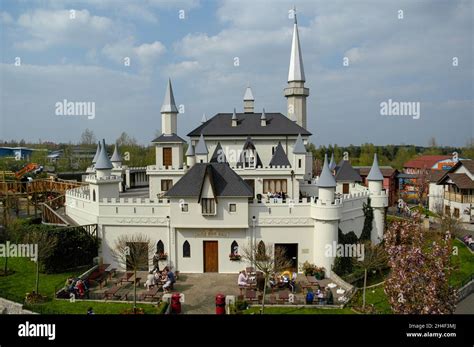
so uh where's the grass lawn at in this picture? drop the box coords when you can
[0,257,165,314]
[450,239,474,288]
[349,284,392,314]
[243,306,355,314]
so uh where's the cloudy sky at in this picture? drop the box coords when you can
[0,0,472,146]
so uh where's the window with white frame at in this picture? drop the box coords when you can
[229,203,237,213]
[181,203,189,212]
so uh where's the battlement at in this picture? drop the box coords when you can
[99,197,170,205]
[84,175,122,183]
[147,165,185,172]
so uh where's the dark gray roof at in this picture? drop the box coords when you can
[95,139,113,170]
[110,142,122,162]
[195,134,208,155]
[92,142,101,164]
[188,112,311,137]
[335,160,362,182]
[161,78,178,113]
[367,153,384,181]
[185,141,194,156]
[269,142,291,167]
[293,133,306,154]
[152,133,186,143]
[328,153,336,171]
[165,163,253,198]
[317,154,336,188]
[210,142,226,163]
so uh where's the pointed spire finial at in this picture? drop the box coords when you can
[201,113,207,123]
[288,8,305,82]
[161,78,178,113]
[293,6,297,24]
[261,108,266,120]
[232,107,237,120]
[329,153,336,171]
[367,153,384,181]
[317,153,337,188]
[110,141,122,163]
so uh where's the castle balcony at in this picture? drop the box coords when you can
[310,198,343,221]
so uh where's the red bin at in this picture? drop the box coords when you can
[215,294,226,315]
[171,293,181,314]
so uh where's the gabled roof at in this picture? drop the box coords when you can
[152,133,186,143]
[293,133,306,154]
[210,142,227,163]
[195,134,208,155]
[317,154,336,188]
[188,112,311,137]
[95,139,113,170]
[160,78,178,113]
[335,160,362,182]
[243,86,254,101]
[436,160,474,185]
[110,142,122,162]
[403,155,451,169]
[269,142,291,167]
[428,169,446,182]
[237,137,263,168]
[438,173,474,189]
[367,154,384,181]
[165,163,253,198]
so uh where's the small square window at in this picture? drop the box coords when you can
[229,203,237,213]
[181,203,189,212]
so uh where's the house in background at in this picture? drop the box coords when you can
[400,155,461,204]
[0,147,34,161]
[430,160,474,223]
[355,166,398,206]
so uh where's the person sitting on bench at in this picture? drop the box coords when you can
[162,267,176,293]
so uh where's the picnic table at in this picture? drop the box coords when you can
[103,285,123,300]
[117,272,133,285]
[142,286,161,300]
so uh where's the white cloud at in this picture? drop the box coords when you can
[0,11,14,25]
[15,9,115,50]
[102,37,166,72]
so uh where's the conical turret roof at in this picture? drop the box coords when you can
[317,153,336,188]
[95,139,113,170]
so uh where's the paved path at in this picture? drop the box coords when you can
[455,293,474,314]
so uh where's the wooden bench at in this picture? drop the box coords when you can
[142,286,161,301]
[103,285,122,300]
[117,272,133,286]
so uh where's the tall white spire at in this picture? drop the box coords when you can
[161,78,178,113]
[288,8,305,82]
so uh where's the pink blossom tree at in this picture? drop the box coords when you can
[384,220,456,314]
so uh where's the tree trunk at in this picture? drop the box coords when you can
[260,276,268,314]
[3,255,8,275]
[35,259,40,294]
[133,268,137,313]
[362,268,367,310]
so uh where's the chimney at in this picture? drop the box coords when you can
[232,108,238,127]
[243,86,255,113]
[260,108,267,127]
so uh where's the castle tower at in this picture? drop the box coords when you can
[87,141,101,173]
[87,139,121,202]
[186,140,195,167]
[312,154,340,276]
[161,78,178,135]
[284,9,309,129]
[367,153,388,244]
[110,142,125,192]
[292,133,306,174]
[195,134,208,163]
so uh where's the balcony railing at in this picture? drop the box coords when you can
[444,192,474,203]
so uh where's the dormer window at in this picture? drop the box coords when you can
[244,150,256,169]
[201,198,216,215]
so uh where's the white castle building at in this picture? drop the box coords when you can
[65,14,388,274]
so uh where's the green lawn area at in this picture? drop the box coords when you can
[349,284,392,314]
[450,239,474,288]
[243,306,355,314]
[0,257,165,314]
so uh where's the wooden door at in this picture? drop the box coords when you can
[203,241,218,272]
[343,183,349,194]
[163,147,172,167]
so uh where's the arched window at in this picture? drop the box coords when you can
[257,241,266,258]
[183,240,191,258]
[231,241,239,255]
[92,189,96,202]
[157,240,164,255]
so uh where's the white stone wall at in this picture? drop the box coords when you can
[428,182,444,213]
